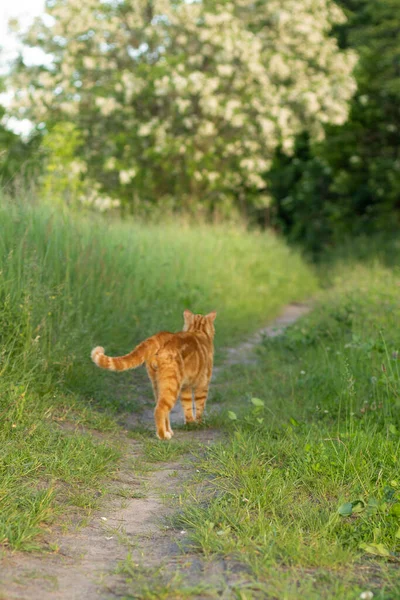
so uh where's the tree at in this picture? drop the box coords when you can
[269,0,400,251]
[9,0,356,214]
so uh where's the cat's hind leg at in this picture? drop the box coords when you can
[180,387,195,424]
[149,364,173,433]
[154,370,181,440]
[155,387,178,439]
[146,364,158,402]
[153,350,183,439]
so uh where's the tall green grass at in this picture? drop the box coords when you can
[180,261,400,599]
[0,192,317,549]
[0,195,317,404]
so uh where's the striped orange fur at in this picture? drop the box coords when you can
[91,310,216,440]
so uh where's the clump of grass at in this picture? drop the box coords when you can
[114,555,214,599]
[0,389,121,550]
[141,438,195,463]
[180,261,400,597]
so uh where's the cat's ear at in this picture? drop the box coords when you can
[183,309,193,330]
[206,310,217,322]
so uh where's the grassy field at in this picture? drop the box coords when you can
[179,259,400,599]
[0,193,316,550]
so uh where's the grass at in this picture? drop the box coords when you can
[2,187,399,597]
[0,191,316,550]
[114,556,214,599]
[140,438,196,462]
[178,260,400,598]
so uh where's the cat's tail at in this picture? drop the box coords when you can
[91,337,157,372]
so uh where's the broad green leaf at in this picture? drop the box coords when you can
[251,397,265,407]
[359,542,391,557]
[389,424,397,435]
[228,411,237,421]
[338,502,353,516]
[390,503,400,518]
[367,497,379,514]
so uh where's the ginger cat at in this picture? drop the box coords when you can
[91,310,216,440]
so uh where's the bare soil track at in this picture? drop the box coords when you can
[0,303,309,600]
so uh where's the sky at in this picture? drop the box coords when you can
[0,0,45,69]
[0,0,45,134]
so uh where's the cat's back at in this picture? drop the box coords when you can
[154,331,212,381]
[148,330,199,357]
[162,332,212,368]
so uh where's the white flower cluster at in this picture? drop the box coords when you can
[79,186,121,212]
[119,168,137,184]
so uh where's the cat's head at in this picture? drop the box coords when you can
[183,310,217,338]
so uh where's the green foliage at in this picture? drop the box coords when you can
[0,190,316,549]
[267,133,337,254]
[268,0,400,253]
[40,122,86,204]
[179,251,400,596]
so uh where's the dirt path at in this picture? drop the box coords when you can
[0,303,309,600]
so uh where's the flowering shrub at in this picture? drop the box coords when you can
[10,0,356,212]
